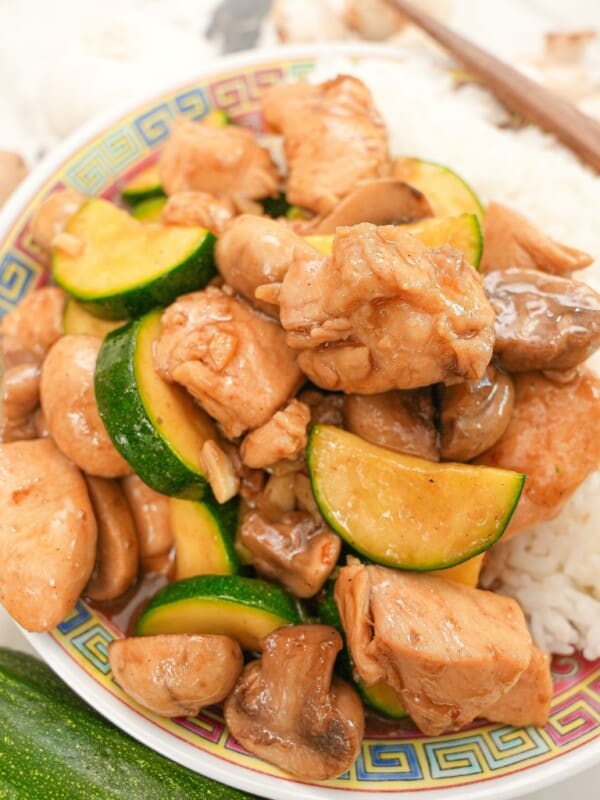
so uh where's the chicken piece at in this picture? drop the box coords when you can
[40,335,132,478]
[335,562,532,735]
[343,388,438,460]
[0,438,97,631]
[0,363,40,442]
[439,365,515,462]
[84,477,139,602]
[29,188,84,253]
[109,634,243,717]
[484,268,600,373]
[161,191,235,236]
[262,75,389,215]
[240,510,340,597]
[1,286,65,368]
[271,224,495,393]
[215,214,318,316]
[224,624,364,780]
[240,399,310,469]
[159,118,279,200]
[299,388,345,428]
[476,370,600,539]
[154,287,303,438]
[482,646,552,727]
[121,475,173,559]
[480,202,593,275]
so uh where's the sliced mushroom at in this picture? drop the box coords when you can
[29,188,85,253]
[224,624,364,780]
[439,366,515,462]
[84,477,139,602]
[480,202,593,275]
[484,268,600,372]
[121,474,173,559]
[40,335,132,477]
[343,389,438,460]
[298,389,345,428]
[240,510,341,598]
[0,438,97,631]
[109,634,243,717]
[310,178,432,233]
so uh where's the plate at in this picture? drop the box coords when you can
[1,42,599,800]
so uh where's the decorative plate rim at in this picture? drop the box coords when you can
[1,41,599,800]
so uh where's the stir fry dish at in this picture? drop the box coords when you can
[2,74,600,782]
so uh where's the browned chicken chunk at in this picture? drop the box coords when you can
[121,474,173,559]
[29,188,84,253]
[109,634,243,717]
[215,214,318,316]
[335,562,534,735]
[0,438,97,631]
[485,268,600,372]
[439,366,515,462]
[224,625,364,780]
[240,510,341,597]
[40,335,132,478]
[84,477,139,602]
[476,370,600,538]
[240,399,310,469]
[480,202,593,275]
[161,191,235,235]
[343,389,438,460]
[262,75,389,215]
[0,363,40,442]
[159,118,279,200]
[154,287,303,438]
[1,286,65,368]
[483,646,553,727]
[271,224,495,393]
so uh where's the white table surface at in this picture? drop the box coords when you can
[1,0,599,797]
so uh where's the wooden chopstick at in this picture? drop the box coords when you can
[386,0,600,173]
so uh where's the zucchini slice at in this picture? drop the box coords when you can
[122,165,165,205]
[432,552,485,587]
[62,297,125,338]
[131,196,167,223]
[171,496,240,579]
[135,575,304,651]
[53,199,216,319]
[304,213,482,267]
[307,425,524,571]
[94,309,216,498]
[393,157,485,222]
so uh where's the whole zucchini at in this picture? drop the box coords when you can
[0,647,260,799]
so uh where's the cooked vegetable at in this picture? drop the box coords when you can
[171,497,240,579]
[432,553,485,587]
[393,157,485,222]
[305,212,482,267]
[136,575,305,651]
[122,165,165,205]
[95,309,216,498]
[307,425,524,570]
[0,647,259,799]
[131,196,168,222]
[53,199,216,319]
[62,297,124,337]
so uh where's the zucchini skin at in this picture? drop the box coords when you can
[94,315,212,499]
[69,232,217,320]
[0,647,259,800]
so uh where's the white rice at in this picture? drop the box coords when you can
[309,54,600,658]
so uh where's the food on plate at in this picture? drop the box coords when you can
[109,634,243,716]
[2,69,600,780]
[52,198,216,319]
[224,625,364,780]
[307,425,524,569]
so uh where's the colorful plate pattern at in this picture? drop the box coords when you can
[1,44,599,800]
